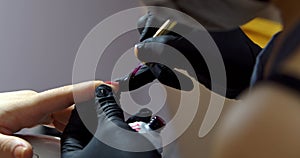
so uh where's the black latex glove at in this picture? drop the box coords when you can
[115,62,194,92]
[126,108,153,124]
[135,12,262,99]
[61,84,162,158]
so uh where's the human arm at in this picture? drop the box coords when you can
[214,46,300,157]
[0,81,102,158]
[214,83,300,158]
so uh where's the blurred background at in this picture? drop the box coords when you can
[0,0,142,136]
[0,0,281,92]
[0,0,140,92]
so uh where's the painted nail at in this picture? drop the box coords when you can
[105,81,119,87]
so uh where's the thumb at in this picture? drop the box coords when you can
[134,35,179,66]
[0,134,33,158]
[148,63,194,91]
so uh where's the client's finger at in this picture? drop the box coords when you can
[0,90,37,101]
[51,106,75,132]
[0,134,33,158]
[33,81,103,114]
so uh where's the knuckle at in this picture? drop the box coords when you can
[20,90,38,96]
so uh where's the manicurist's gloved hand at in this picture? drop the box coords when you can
[115,63,193,93]
[135,12,262,99]
[61,83,162,158]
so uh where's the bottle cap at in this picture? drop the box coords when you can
[148,116,166,131]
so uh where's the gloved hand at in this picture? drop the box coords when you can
[61,84,162,158]
[115,63,194,93]
[135,12,262,99]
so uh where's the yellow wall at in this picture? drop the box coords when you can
[241,17,282,48]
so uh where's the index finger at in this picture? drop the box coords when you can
[33,81,103,114]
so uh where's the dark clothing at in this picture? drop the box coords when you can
[250,33,280,86]
[208,29,261,98]
[267,22,300,92]
[251,22,300,92]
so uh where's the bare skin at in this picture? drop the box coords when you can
[0,81,105,158]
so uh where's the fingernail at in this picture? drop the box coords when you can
[134,43,145,55]
[105,81,119,87]
[14,146,27,158]
[104,81,119,92]
[104,81,112,84]
[134,43,143,49]
[134,44,140,57]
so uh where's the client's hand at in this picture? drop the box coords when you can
[61,83,162,158]
[0,81,102,158]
